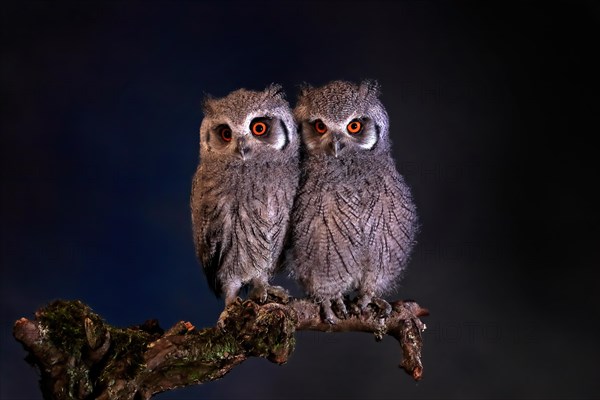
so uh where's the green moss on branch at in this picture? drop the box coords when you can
[14,297,427,399]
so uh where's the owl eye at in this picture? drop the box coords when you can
[251,121,268,136]
[219,126,232,142]
[347,120,363,134]
[314,119,328,134]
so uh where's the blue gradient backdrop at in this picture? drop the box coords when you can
[2,2,599,399]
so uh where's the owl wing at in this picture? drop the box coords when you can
[363,170,418,292]
[191,172,224,297]
[197,229,224,297]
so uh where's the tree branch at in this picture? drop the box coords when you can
[13,298,428,399]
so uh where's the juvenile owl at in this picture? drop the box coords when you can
[191,84,299,307]
[291,80,418,323]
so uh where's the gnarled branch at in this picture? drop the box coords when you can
[13,298,428,399]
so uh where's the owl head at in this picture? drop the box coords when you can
[294,79,390,158]
[199,84,298,163]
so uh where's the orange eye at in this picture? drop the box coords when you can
[314,119,327,134]
[347,120,363,134]
[220,127,232,142]
[251,121,268,136]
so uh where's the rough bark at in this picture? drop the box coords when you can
[13,297,428,399]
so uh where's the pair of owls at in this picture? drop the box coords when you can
[190,80,418,323]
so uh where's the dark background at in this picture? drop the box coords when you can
[2,1,599,399]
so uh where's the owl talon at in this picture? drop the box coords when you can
[332,297,349,319]
[358,295,392,319]
[348,301,362,316]
[319,297,347,324]
[266,285,290,303]
[249,284,269,304]
[321,302,337,325]
[249,283,289,304]
[371,297,392,318]
[216,309,229,331]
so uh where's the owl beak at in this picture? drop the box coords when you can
[236,138,249,161]
[331,134,344,158]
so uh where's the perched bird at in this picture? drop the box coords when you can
[290,80,418,323]
[191,84,300,307]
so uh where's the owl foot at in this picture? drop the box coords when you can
[320,297,348,324]
[347,300,362,316]
[357,295,392,319]
[265,285,290,304]
[249,282,289,304]
[217,296,242,331]
[216,307,230,331]
[333,297,349,319]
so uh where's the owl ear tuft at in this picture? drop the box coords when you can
[266,83,285,99]
[202,94,216,116]
[359,79,381,100]
[297,82,312,98]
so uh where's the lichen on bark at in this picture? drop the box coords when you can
[14,297,427,399]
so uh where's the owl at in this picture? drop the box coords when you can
[290,80,418,323]
[191,84,300,308]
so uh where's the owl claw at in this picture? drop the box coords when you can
[249,283,289,304]
[332,297,349,319]
[320,301,337,324]
[358,295,392,319]
[249,285,269,304]
[216,308,229,331]
[320,297,348,324]
[265,285,290,304]
[217,296,242,331]
[371,297,392,318]
[348,301,362,316]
